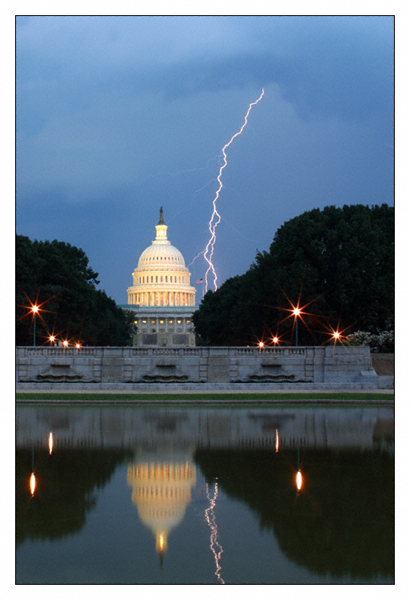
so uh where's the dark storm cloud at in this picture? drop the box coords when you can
[147,17,392,121]
[16,15,394,303]
[17,16,393,123]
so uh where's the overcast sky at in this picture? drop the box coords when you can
[16,15,394,304]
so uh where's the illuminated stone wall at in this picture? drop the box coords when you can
[16,345,393,389]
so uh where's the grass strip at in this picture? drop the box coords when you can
[16,391,393,403]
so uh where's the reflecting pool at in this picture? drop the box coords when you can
[16,404,394,584]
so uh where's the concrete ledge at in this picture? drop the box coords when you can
[16,378,394,392]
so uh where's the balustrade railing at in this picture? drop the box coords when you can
[18,345,310,358]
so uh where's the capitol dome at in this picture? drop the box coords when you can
[127,208,196,308]
[137,241,185,268]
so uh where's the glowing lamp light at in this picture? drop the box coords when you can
[49,335,55,343]
[293,307,300,317]
[275,429,279,453]
[32,305,39,314]
[30,472,36,496]
[296,470,303,491]
[333,331,340,340]
[273,336,279,345]
[259,341,264,349]
[75,343,81,349]
[48,432,54,455]
[62,340,69,347]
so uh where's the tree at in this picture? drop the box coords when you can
[193,204,394,346]
[16,235,132,346]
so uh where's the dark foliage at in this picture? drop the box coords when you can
[193,204,394,346]
[16,235,133,346]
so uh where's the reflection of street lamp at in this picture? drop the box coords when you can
[31,304,39,346]
[295,439,303,492]
[30,444,36,496]
[293,307,300,346]
[48,432,54,455]
[29,472,36,496]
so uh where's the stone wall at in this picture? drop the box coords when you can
[16,345,394,390]
[371,353,394,376]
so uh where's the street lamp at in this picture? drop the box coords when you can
[293,307,300,346]
[31,305,39,346]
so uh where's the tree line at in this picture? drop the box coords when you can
[193,204,394,346]
[16,236,133,346]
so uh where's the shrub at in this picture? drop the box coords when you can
[345,330,394,353]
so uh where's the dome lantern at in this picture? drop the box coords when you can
[154,207,170,245]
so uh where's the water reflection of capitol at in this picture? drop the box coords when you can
[16,406,393,566]
[127,449,196,559]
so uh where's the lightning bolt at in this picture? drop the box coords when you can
[204,88,265,292]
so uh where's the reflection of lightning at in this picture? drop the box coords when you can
[205,480,225,584]
[204,88,265,292]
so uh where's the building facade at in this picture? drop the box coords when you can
[123,208,197,347]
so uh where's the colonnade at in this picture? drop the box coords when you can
[129,291,195,307]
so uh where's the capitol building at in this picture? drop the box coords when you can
[123,208,198,347]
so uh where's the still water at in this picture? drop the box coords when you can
[16,403,394,585]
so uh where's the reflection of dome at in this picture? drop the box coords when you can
[127,456,196,556]
[127,208,196,307]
